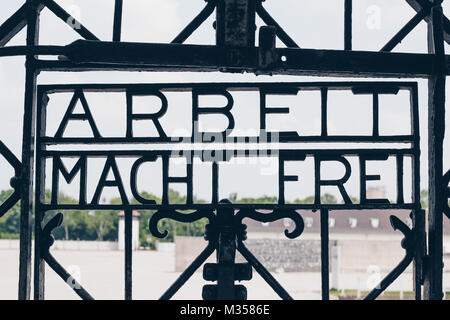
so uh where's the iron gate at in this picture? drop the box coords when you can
[0,0,449,300]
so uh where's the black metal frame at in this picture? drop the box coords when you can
[0,0,448,300]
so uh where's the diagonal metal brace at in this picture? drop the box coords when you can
[0,141,22,217]
[364,215,415,300]
[40,213,94,300]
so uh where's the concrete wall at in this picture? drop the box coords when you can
[236,239,322,272]
[0,239,117,251]
[335,239,408,273]
[175,236,214,272]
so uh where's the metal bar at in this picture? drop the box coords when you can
[18,0,40,301]
[112,0,123,42]
[41,148,417,158]
[0,2,31,47]
[216,205,237,299]
[42,203,418,211]
[373,94,379,137]
[33,92,48,300]
[237,242,293,300]
[410,84,425,300]
[39,135,416,144]
[381,9,428,52]
[50,40,450,77]
[344,0,352,50]
[424,0,446,301]
[256,1,299,48]
[216,0,256,47]
[364,215,415,300]
[405,0,450,45]
[44,252,94,300]
[124,209,132,300]
[171,0,216,44]
[0,140,21,173]
[42,0,100,41]
[320,209,330,300]
[0,45,66,57]
[321,88,328,136]
[212,162,219,204]
[37,81,418,92]
[160,243,216,300]
[364,254,414,300]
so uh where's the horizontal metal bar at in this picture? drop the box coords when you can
[31,41,449,77]
[41,203,417,211]
[38,81,418,92]
[0,45,66,57]
[41,148,416,157]
[40,136,416,145]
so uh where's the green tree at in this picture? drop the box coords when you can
[0,189,21,238]
[420,189,428,208]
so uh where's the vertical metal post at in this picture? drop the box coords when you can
[410,84,425,300]
[344,0,352,50]
[33,91,48,300]
[18,0,40,300]
[320,209,330,300]
[113,0,123,42]
[125,209,132,300]
[216,0,256,47]
[424,0,446,300]
[216,204,237,299]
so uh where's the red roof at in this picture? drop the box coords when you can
[118,210,141,217]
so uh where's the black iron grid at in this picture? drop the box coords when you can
[33,82,422,300]
[0,0,447,300]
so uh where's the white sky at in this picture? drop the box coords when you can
[0,0,449,204]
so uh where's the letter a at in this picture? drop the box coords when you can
[92,156,129,204]
[55,89,101,138]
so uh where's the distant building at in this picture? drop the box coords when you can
[245,209,450,242]
[118,211,140,251]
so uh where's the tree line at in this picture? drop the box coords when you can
[0,189,430,248]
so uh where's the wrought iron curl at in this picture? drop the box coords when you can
[235,208,305,240]
[41,212,64,254]
[149,209,216,239]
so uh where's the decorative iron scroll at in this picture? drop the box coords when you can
[32,81,424,300]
